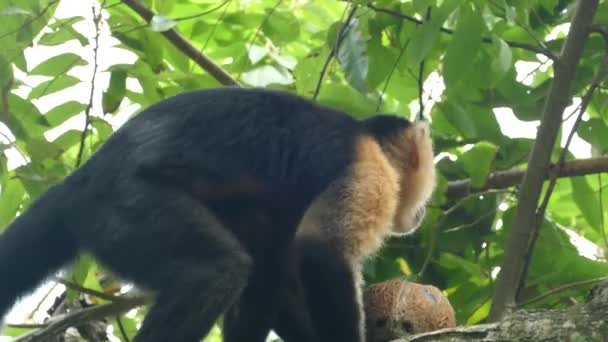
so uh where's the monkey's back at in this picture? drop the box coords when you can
[83,88,361,198]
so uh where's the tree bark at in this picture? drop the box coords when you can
[488,0,599,322]
[446,156,608,198]
[391,280,608,341]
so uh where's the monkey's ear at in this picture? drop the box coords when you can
[406,136,420,170]
[404,121,429,170]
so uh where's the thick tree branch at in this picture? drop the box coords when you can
[121,0,240,87]
[446,157,608,198]
[390,280,608,341]
[13,296,150,342]
[488,0,599,322]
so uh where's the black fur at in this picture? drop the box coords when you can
[362,114,411,141]
[0,88,391,342]
[272,237,362,342]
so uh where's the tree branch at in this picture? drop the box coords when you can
[390,280,608,341]
[446,157,608,198]
[488,0,599,322]
[120,0,240,87]
[13,296,150,342]
[516,50,608,301]
[518,276,608,307]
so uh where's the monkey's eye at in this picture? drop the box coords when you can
[375,318,388,328]
[401,320,414,333]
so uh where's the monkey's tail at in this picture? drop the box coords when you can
[0,183,78,319]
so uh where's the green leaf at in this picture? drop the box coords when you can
[337,20,368,94]
[262,10,300,44]
[29,53,87,76]
[578,118,608,153]
[91,118,114,140]
[443,5,484,86]
[571,176,603,233]
[528,220,608,290]
[0,178,24,230]
[53,130,82,150]
[406,20,441,66]
[150,15,177,32]
[316,83,376,117]
[102,70,127,113]
[459,142,498,188]
[490,37,512,82]
[38,26,87,46]
[154,0,175,15]
[366,40,394,90]
[45,101,87,126]
[1,7,32,16]
[0,55,13,88]
[438,102,504,143]
[8,94,50,138]
[66,254,95,300]
[28,75,81,100]
[25,138,63,161]
[294,48,330,96]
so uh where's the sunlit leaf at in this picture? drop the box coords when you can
[29,53,87,76]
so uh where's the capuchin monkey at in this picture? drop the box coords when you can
[225,118,436,342]
[0,87,432,342]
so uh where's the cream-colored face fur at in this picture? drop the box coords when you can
[390,121,436,236]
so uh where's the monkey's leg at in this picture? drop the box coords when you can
[89,184,252,342]
[272,265,321,342]
[222,257,287,342]
[295,237,363,342]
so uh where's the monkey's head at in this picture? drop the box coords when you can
[365,116,436,235]
[393,120,435,235]
[364,279,456,342]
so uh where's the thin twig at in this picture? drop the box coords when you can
[312,4,358,100]
[51,276,123,302]
[443,209,500,234]
[0,125,29,166]
[13,296,150,342]
[200,0,232,53]
[417,7,432,121]
[1,71,13,126]
[5,323,47,329]
[76,2,103,167]
[520,59,550,85]
[173,0,232,22]
[115,315,131,342]
[417,190,511,277]
[518,277,608,307]
[599,174,607,247]
[375,37,408,112]
[361,2,557,60]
